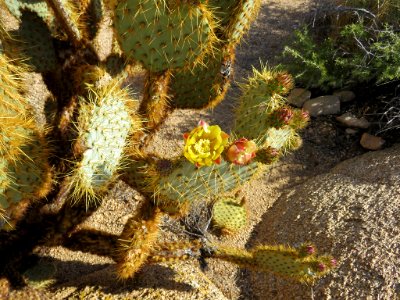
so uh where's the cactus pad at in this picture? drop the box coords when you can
[214,244,336,283]
[233,66,304,150]
[153,158,265,208]
[209,0,237,30]
[212,197,247,234]
[70,81,140,203]
[224,0,262,45]
[169,46,234,109]
[0,53,29,115]
[0,125,51,231]
[139,71,171,132]
[114,0,215,72]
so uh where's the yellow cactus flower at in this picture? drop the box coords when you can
[183,120,229,167]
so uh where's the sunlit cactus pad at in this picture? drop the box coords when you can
[71,81,139,201]
[114,0,215,72]
[225,0,262,45]
[153,158,265,207]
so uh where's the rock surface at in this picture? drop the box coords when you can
[248,144,400,299]
[287,88,311,107]
[336,112,370,129]
[303,96,340,117]
[360,133,385,150]
[333,90,356,102]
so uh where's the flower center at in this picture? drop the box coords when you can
[194,138,211,154]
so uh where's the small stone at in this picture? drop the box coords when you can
[334,90,356,102]
[360,133,385,150]
[336,112,370,129]
[287,88,311,107]
[345,128,358,135]
[303,95,340,117]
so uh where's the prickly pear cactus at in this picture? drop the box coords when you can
[70,80,141,203]
[212,197,247,234]
[233,66,307,151]
[0,0,336,291]
[113,0,216,72]
[152,158,265,210]
[0,53,51,230]
[169,45,235,109]
[214,244,337,283]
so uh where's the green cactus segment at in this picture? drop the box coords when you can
[224,0,261,45]
[154,158,265,207]
[214,244,336,283]
[4,0,53,22]
[233,67,303,151]
[114,0,215,72]
[0,124,51,231]
[169,46,234,109]
[71,82,139,202]
[0,52,51,230]
[209,0,237,29]
[264,126,301,152]
[212,197,247,233]
[0,54,29,115]
[13,11,57,72]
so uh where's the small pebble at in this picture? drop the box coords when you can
[360,133,385,150]
[345,128,358,135]
[336,112,370,129]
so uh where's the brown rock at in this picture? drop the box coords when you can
[249,145,400,299]
[333,90,356,102]
[360,133,385,150]
[303,96,340,117]
[287,88,311,107]
[336,112,370,129]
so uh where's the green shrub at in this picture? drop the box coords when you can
[282,2,400,90]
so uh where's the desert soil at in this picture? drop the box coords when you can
[7,0,375,299]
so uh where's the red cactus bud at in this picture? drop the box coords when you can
[318,263,326,272]
[301,109,310,121]
[306,245,315,255]
[275,72,294,93]
[271,107,294,127]
[278,107,294,124]
[226,138,257,165]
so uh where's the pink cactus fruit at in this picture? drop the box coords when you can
[226,138,257,165]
